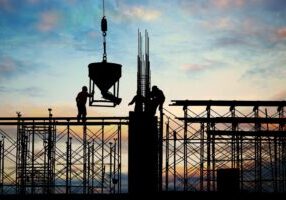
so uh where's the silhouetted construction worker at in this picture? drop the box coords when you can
[128,92,145,112]
[76,86,93,123]
[149,85,165,116]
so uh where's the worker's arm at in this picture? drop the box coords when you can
[128,96,136,105]
[88,91,94,97]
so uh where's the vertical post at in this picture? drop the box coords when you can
[113,138,117,194]
[158,108,163,192]
[165,118,170,191]
[278,106,285,192]
[109,142,113,193]
[206,105,211,192]
[83,124,87,194]
[87,142,90,193]
[1,138,3,194]
[31,120,35,194]
[16,112,21,194]
[0,138,4,194]
[118,124,122,193]
[183,105,188,191]
[173,131,177,191]
[211,122,215,191]
[200,123,204,191]
[230,106,235,168]
[47,108,55,194]
[91,139,95,194]
[66,120,70,194]
[240,133,243,191]
[266,108,275,192]
[66,138,69,194]
[101,123,105,193]
[254,106,262,192]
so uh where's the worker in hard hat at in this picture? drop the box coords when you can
[128,91,145,112]
[149,85,165,116]
[76,86,94,123]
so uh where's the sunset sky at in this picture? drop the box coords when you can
[1,0,286,117]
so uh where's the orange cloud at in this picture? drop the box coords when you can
[276,27,286,40]
[37,10,61,32]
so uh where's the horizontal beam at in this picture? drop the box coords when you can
[177,117,286,124]
[170,100,286,107]
[208,130,286,137]
[0,121,128,126]
[0,116,129,121]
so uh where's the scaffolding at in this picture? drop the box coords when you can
[163,100,286,192]
[1,100,286,194]
[0,111,128,194]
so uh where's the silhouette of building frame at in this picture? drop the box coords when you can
[0,114,128,194]
[1,100,286,194]
[163,100,286,192]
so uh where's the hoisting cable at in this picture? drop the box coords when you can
[101,0,107,62]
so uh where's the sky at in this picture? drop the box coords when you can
[0,0,286,117]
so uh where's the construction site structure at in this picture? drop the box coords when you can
[0,109,128,194]
[128,30,162,193]
[1,100,286,194]
[163,100,286,192]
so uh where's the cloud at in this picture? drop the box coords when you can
[202,17,234,30]
[213,36,253,47]
[0,86,44,97]
[242,65,286,80]
[181,59,224,74]
[213,0,246,9]
[276,27,286,40]
[37,10,61,32]
[181,64,209,73]
[0,56,46,81]
[0,0,12,11]
[0,57,17,73]
[122,6,161,21]
[211,17,280,49]
[178,0,248,16]
[112,3,161,23]
[0,56,25,80]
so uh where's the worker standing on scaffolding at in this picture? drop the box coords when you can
[128,92,145,112]
[76,86,94,123]
[149,85,165,116]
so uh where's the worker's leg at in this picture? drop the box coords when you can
[82,106,87,123]
[77,105,81,122]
